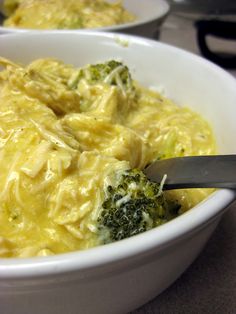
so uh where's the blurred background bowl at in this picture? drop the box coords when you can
[0,0,170,37]
[0,31,236,314]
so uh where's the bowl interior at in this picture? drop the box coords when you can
[0,31,235,153]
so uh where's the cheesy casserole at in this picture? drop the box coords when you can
[0,57,215,257]
[3,0,135,29]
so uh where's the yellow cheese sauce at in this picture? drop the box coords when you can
[0,57,216,257]
[3,0,135,29]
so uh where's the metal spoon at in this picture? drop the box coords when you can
[143,155,236,190]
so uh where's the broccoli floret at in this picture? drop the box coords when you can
[78,60,135,96]
[97,169,181,244]
[3,0,20,16]
[84,60,130,83]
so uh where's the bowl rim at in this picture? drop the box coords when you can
[0,0,170,33]
[0,30,235,279]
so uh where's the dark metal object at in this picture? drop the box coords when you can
[170,0,236,15]
[144,155,236,190]
[195,19,236,69]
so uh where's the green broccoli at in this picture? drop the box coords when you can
[70,60,135,97]
[83,60,130,84]
[3,0,20,16]
[97,169,181,244]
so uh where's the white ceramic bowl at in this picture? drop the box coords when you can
[0,0,170,37]
[0,31,236,314]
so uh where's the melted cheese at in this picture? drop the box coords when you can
[3,0,135,29]
[0,57,216,257]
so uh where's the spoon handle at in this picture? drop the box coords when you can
[144,155,236,190]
